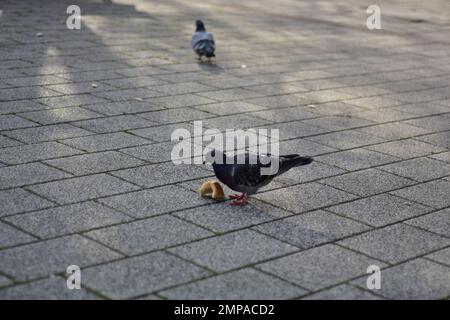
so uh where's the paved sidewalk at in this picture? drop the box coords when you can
[1,0,450,299]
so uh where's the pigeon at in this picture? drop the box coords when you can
[205,149,313,206]
[191,20,215,62]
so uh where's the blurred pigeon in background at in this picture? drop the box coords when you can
[192,20,215,62]
[206,149,313,206]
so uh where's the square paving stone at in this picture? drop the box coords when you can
[92,88,165,101]
[0,163,70,190]
[0,115,37,131]
[19,107,103,125]
[316,148,399,171]
[358,123,432,140]
[102,76,167,89]
[0,135,22,148]
[72,115,157,133]
[0,222,36,248]
[61,132,150,152]
[148,94,216,109]
[321,168,415,197]
[98,185,206,218]
[338,224,450,264]
[44,151,145,175]
[367,139,446,159]
[303,284,381,300]
[351,259,450,299]
[274,161,345,185]
[416,131,450,149]
[84,100,164,116]
[140,108,213,124]
[5,201,131,238]
[173,200,291,233]
[36,94,108,108]
[276,138,337,156]
[328,194,432,227]
[198,88,264,102]
[426,247,450,266]
[302,116,374,132]
[255,182,357,213]
[247,94,311,108]
[405,114,450,132]
[379,157,450,182]
[153,82,216,95]
[86,215,213,255]
[111,162,212,188]
[194,101,266,116]
[0,188,54,217]
[392,102,450,117]
[120,142,175,163]
[160,268,307,300]
[390,179,450,209]
[0,277,99,300]
[307,130,386,150]
[28,173,140,204]
[130,123,195,142]
[253,210,370,249]
[169,229,298,272]
[267,121,327,140]
[0,275,13,288]
[249,106,317,123]
[201,114,270,130]
[4,124,92,143]
[405,208,450,238]
[257,244,385,291]
[430,151,450,163]
[0,235,122,281]
[0,142,83,165]
[82,251,211,299]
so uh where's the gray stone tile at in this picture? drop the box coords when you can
[316,148,399,171]
[0,87,60,101]
[153,82,216,95]
[405,114,450,132]
[86,215,213,255]
[352,259,450,299]
[28,173,140,204]
[140,108,213,124]
[84,100,164,116]
[358,122,432,140]
[0,235,122,281]
[202,114,270,130]
[345,95,405,109]
[249,106,317,123]
[0,163,70,190]
[92,88,165,101]
[367,139,446,159]
[173,200,291,233]
[0,142,83,165]
[0,277,99,300]
[307,130,386,150]
[392,102,450,117]
[430,151,450,163]
[274,161,345,185]
[169,229,298,272]
[102,76,168,89]
[82,251,210,299]
[247,94,311,108]
[0,135,22,148]
[45,82,116,95]
[5,202,131,238]
[255,182,357,213]
[328,194,432,227]
[4,124,92,143]
[111,163,212,188]
[160,268,307,299]
[195,101,266,116]
[0,115,37,131]
[277,138,337,156]
[426,247,450,266]
[61,132,150,152]
[380,157,450,182]
[120,142,174,163]
[416,131,450,149]
[0,222,36,248]
[130,123,195,142]
[0,100,49,115]
[72,115,157,133]
[302,116,374,132]
[391,179,450,209]
[0,275,13,288]
[303,284,382,300]
[148,94,216,108]
[44,151,145,175]
[338,224,450,264]
[268,121,327,140]
[198,88,264,102]
[0,188,54,217]
[98,185,206,218]
[257,244,384,291]
[321,168,414,197]
[405,208,450,238]
[19,107,103,125]
[36,94,108,108]
[253,210,369,249]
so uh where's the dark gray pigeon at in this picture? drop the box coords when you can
[205,149,313,205]
[191,20,215,62]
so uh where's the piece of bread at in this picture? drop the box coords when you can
[199,180,225,200]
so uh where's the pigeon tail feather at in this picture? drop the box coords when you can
[279,154,313,174]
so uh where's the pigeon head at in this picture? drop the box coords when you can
[195,20,206,32]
